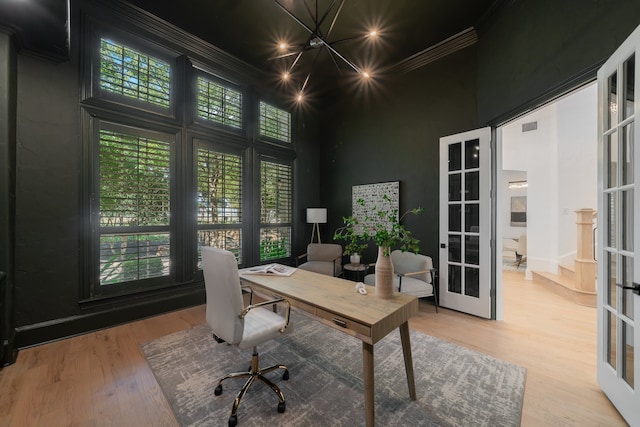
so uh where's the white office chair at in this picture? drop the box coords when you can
[202,247,291,427]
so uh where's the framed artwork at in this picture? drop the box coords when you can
[352,181,399,234]
[510,196,527,227]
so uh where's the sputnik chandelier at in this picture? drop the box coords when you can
[272,0,380,102]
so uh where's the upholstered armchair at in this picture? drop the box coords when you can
[364,250,438,311]
[296,243,343,277]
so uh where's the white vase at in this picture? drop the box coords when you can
[350,253,361,265]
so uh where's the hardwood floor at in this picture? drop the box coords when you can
[0,271,627,426]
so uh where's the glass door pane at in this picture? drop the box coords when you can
[597,25,640,425]
[440,128,490,318]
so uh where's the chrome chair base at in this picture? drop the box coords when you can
[214,347,289,427]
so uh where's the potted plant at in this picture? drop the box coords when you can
[335,196,424,298]
[334,215,368,264]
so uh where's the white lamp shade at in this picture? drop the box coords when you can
[306,208,327,224]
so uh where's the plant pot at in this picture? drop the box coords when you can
[375,247,394,299]
[350,253,361,265]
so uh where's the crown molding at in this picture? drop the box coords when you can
[389,27,478,75]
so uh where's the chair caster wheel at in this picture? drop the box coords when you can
[277,401,286,413]
[214,385,223,396]
[228,415,237,427]
[282,370,289,381]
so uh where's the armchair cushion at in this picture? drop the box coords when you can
[297,243,343,276]
[363,250,435,298]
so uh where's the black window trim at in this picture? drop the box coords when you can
[256,98,296,149]
[82,19,182,120]
[191,67,248,136]
[78,0,299,304]
[88,119,179,299]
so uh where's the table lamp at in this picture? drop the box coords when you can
[306,208,327,243]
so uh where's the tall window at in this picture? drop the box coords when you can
[98,127,172,285]
[197,76,242,128]
[196,146,243,265]
[259,101,291,143]
[85,24,296,300]
[259,159,292,261]
[99,38,171,108]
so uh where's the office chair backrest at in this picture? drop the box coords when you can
[202,246,245,345]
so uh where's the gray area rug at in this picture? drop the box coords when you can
[141,311,526,426]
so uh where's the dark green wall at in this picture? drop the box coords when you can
[15,55,80,325]
[9,4,322,348]
[319,0,640,264]
[477,0,640,124]
[319,48,480,263]
[7,0,640,349]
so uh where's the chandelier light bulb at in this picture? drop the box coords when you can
[362,71,371,79]
[282,72,290,81]
[368,30,378,38]
[296,93,304,102]
[279,41,288,50]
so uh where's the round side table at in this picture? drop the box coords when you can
[344,263,368,282]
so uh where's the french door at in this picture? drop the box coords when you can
[439,127,492,318]
[597,24,640,426]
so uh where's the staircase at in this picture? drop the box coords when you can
[529,209,598,308]
[531,265,596,307]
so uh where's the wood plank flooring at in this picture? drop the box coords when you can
[0,271,627,426]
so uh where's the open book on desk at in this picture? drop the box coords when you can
[242,263,297,277]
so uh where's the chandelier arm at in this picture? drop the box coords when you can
[320,41,361,73]
[287,49,307,73]
[269,48,312,61]
[300,47,324,92]
[316,0,339,36]
[301,0,317,29]
[329,34,367,45]
[325,0,346,39]
[325,48,345,77]
[274,0,316,36]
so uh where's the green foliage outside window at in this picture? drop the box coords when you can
[197,77,242,128]
[259,101,291,143]
[260,237,288,260]
[99,128,171,285]
[259,160,292,261]
[100,38,171,108]
[196,147,243,265]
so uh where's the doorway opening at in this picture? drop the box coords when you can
[496,81,598,318]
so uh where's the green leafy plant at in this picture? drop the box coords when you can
[334,196,424,257]
[334,214,369,256]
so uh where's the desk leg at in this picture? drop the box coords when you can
[363,341,374,427]
[399,321,417,400]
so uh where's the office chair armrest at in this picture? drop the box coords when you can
[240,297,292,331]
[241,285,255,305]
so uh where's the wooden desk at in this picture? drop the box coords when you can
[240,268,418,427]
